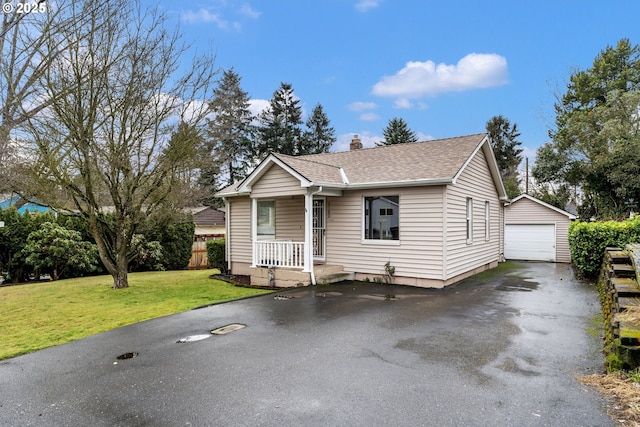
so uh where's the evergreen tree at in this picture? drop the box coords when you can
[486,115,523,199]
[255,82,303,157]
[205,69,254,189]
[377,117,418,146]
[538,39,640,218]
[300,103,335,154]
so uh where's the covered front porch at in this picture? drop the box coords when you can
[248,189,351,287]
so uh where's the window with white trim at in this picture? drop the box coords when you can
[257,200,275,237]
[364,195,399,240]
[485,201,490,241]
[466,197,473,243]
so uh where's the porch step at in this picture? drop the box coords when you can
[314,264,346,275]
[315,270,354,285]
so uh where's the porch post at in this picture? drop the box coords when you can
[250,197,257,267]
[303,192,313,273]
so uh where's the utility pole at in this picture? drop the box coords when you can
[525,157,529,194]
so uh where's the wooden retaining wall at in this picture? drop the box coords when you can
[598,246,640,369]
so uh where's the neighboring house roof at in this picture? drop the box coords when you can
[217,133,507,200]
[187,206,226,226]
[508,194,577,219]
[0,193,53,214]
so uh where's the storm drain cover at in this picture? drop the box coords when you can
[116,352,139,360]
[274,295,293,300]
[211,323,246,335]
[177,334,211,343]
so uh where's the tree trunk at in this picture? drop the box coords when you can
[112,262,129,289]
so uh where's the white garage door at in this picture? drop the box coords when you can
[505,224,556,262]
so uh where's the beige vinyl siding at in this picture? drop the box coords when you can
[228,197,252,265]
[251,164,306,198]
[325,186,445,279]
[505,197,572,263]
[445,148,501,278]
[275,196,305,242]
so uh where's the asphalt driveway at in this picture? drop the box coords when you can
[0,262,612,426]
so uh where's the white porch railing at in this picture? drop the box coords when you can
[254,240,305,269]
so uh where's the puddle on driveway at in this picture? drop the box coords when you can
[495,278,539,292]
[177,334,211,343]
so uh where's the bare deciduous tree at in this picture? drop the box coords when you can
[0,0,112,193]
[26,0,217,289]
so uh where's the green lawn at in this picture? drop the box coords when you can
[0,270,272,360]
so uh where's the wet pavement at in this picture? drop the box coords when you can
[0,262,613,426]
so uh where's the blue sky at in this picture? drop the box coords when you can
[154,0,640,163]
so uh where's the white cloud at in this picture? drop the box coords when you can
[416,132,434,142]
[393,98,412,109]
[372,53,508,98]
[249,98,270,118]
[239,3,261,19]
[348,101,377,111]
[355,0,381,12]
[359,112,379,121]
[181,9,229,28]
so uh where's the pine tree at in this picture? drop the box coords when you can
[255,82,303,157]
[205,69,254,190]
[486,115,523,199]
[300,103,335,154]
[377,117,418,146]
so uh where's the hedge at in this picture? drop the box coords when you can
[206,239,227,274]
[569,216,640,277]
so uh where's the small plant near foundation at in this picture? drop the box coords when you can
[384,261,395,284]
[373,277,383,284]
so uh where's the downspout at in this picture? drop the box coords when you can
[223,197,231,273]
[307,186,323,285]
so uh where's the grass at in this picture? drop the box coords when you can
[0,270,272,360]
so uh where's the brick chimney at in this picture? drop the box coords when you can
[350,134,362,150]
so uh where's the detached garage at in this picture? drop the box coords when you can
[504,194,576,263]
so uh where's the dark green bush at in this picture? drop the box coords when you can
[206,239,226,274]
[145,216,195,271]
[569,216,640,277]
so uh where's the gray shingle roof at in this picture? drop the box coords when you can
[277,133,487,184]
[217,133,497,196]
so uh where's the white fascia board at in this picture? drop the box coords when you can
[238,154,312,193]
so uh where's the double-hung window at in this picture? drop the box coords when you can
[257,200,275,238]
[466,197,473,243]
[484,201,490,241]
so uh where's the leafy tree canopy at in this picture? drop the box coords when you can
[538,39,640,219]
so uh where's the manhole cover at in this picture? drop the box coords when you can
[274,294,293,300]
[177,334,211,343]
[116,352,139,360]
[211,323,246,335]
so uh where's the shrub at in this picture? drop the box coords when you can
[569,216,640,277]
[206,239,226,274]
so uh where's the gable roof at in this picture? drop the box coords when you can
[217,133,507,199]
[509,194,577,219]
[187,206,226,226]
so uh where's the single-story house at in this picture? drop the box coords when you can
[217,133,509,288]
[504,194,577,263]
[187,206,225,269]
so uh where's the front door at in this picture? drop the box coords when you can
[312,199,326,261]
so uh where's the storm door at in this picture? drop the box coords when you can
[312,199,326,261]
